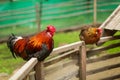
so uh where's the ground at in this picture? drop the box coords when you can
[1,53,120,80]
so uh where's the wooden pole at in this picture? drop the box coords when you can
[93,0,97,25]
[34,61,45,80]
[78,42,86,80]
[36,2,41,32]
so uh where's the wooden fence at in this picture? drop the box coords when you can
[9,35,120,80]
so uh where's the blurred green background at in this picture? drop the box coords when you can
[0,0,120,38]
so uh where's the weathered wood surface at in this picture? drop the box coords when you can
[101,74,120,80]
[87,42,120,57]
[44,49,78,67]
[79,42,86,80]
[51,41,83,56]
[29,71,35,80]
[97,35,120,44]
[87,63,120,75]
[87,52,120,64]
[34,61,45,80]
[9,58,38,80]
[100,5,120,30]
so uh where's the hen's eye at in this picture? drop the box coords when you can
[96,32,98,34]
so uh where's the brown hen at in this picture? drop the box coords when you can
[79,26,102,44]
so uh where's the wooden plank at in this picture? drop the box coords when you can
[34,61,45,80]
[29,71,35,80]
[87,52,120,64]
[114,19,120,30]
[9,58,38,80]
[101,74,120,80]
[87,42,120,57]
[44,49,78,67]
[99,5,120,29]
[78,42,86,80]
[106,10,120,30]
[87,63,120,75]
[51,41,83,56]
[97,36,113,44]
[97,35,120,44]
[112,11,120,30]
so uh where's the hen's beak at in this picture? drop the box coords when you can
[97,28,102,34]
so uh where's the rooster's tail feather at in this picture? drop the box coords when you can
[7,33,17,58]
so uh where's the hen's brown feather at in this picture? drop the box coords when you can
[79,26,102,44]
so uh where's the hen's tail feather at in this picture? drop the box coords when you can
[7,33,17,58]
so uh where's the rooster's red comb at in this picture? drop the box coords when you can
[47,25,56,33]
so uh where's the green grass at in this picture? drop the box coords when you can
[0,43,25,74]
[54,31,80,47]
[103,31,120,54]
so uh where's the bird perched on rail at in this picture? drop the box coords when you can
[79,26,102,44]
[7,25,56,61]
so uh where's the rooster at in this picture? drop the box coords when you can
[79,26,102,44]
[7,25,56,61]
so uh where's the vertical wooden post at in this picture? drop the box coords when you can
[34,61,45,80]
[36,3,41,32]
[29,71,35,80]
[93,0,97,25]
[78,42,86,80]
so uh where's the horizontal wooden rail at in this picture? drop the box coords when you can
[97,35,120,44]
[101,74,120,80]
[87,42,120,57]
[44,49,78,67]
[9,58,38,80]
[51,41,83,56]
[87,52,120,64]
[87,63,120,75]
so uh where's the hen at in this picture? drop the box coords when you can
[79,26,102,44]
[7,25,56,61]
